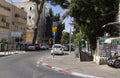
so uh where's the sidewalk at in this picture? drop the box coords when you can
[0,51,26,56]
[40,51,120,78]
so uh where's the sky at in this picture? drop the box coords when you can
[47,3,73,33]
[6,0,73,33]
[6,0,21,2]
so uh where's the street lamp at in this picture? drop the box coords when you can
[102,22,120,37]
[69,22,74,52]
[69,27,71,52]
[102,22,120,28]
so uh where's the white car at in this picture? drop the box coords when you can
[51,44,64,55]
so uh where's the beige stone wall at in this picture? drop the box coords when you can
[0,0,11,40]
[26,30,34,43]
[13,2,37,43]
[12,5,27,32]
[0,0,27,50]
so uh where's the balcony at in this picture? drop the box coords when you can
[15,17,27,24]
[0,22,6,27]
[0,8,10,17]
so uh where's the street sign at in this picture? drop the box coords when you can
[52,32,57,37]
[53,22,58,26]
[52,26,57,32]
[21,31,26,39]
[11,32,21,37]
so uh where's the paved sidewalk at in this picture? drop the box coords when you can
[40,51,120,78]
[0,51,26,56]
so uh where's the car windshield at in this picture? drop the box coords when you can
[41,43,48,46]
[54,45,61,48]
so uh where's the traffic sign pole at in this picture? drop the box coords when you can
[52,22,58,58]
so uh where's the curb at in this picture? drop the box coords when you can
[38,58,101,78]
[0,51,26,56]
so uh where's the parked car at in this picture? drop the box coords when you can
[39,43,49,50]
[25,44,35,51]
[107,55,120,68]
[51,44,64,55]
[62,44,74,51]
[35,44,40,50]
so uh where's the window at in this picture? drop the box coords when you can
[30,7,32,11]
[21,7,24,10]
[1,18,6,22]
[6,22,10,27]
[29,16,31,19]
[15,13,20,17]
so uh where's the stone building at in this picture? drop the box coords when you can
[0,0,27,50]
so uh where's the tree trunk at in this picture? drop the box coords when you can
[32,0,45,44]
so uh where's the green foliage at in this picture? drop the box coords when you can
[61,32,69,44]
[45,9,65,43]
[0,38,7,44]
[30,0,69,43]
[56,23,65,43]
[15,38,23,42]
[70,0,119,50]
[73,31,84,47]
[45,8,53,38]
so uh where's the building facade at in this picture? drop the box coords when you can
[0,0,27,51]
[13,1,49,43]
[13,1,38,43]
[0,0,11,42]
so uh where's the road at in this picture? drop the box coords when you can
[0,50,80,78]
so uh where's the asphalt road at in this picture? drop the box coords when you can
[0,50,80,78]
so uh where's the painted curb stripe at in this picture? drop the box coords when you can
[71,72,101,78]
[39,59,101,78]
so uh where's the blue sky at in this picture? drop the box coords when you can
[6,0,21,2]
[47,4,73,33]
[6,0,73,33]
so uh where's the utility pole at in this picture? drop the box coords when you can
[69,22,74,53]
[69,27,71,53]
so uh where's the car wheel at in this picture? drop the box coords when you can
[114,60,120,68]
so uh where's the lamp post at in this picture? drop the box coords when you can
[69,22,74,53]
[102,22,120,28]
[102,22,120,37]
[69,27,71,53]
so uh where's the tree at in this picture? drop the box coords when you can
[30,0,45,44]
[45,8,53,38]
[53,13,65,43]
[70,0,119,50]
[45,9,65,44]
[45,9,65,43]
[61,32,69,44]
[30,0,70,44]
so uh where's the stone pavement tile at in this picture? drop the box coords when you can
[42,51,120,78]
